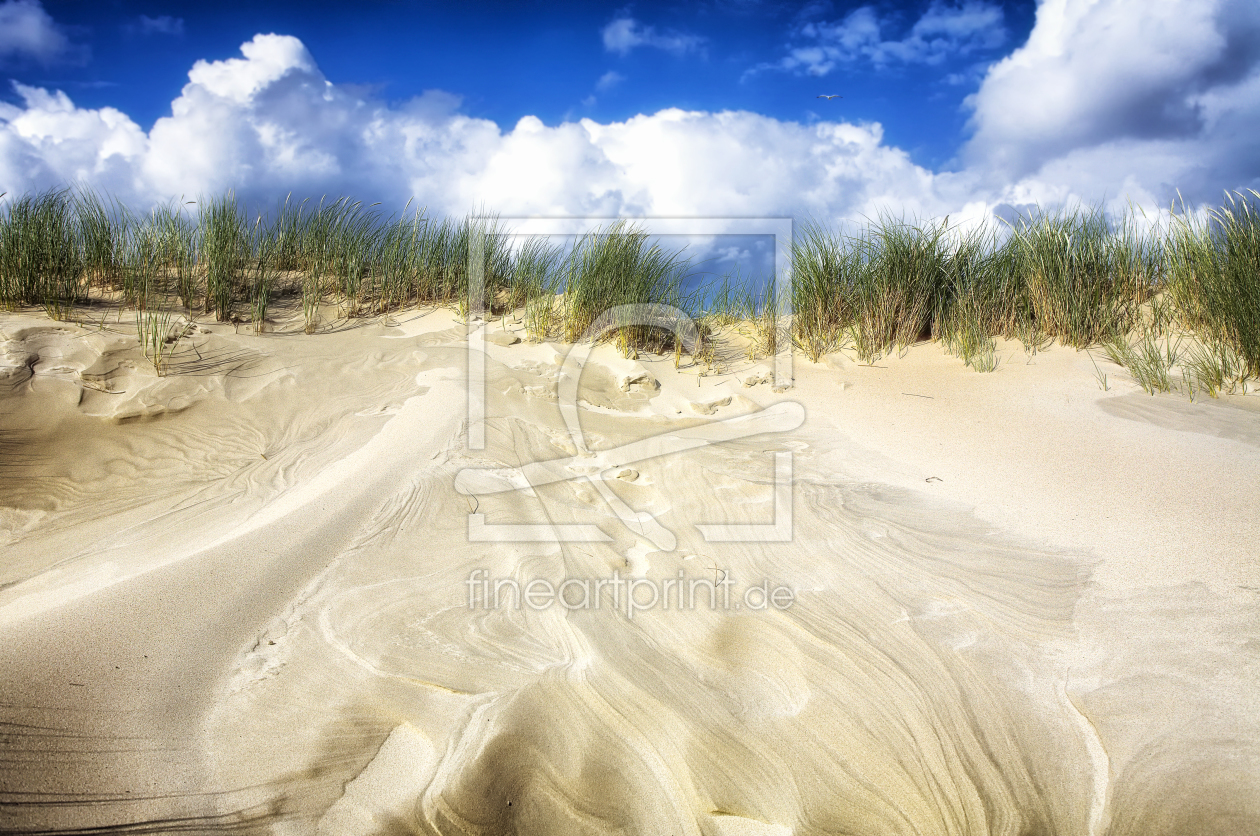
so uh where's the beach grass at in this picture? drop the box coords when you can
[1166,189,1260,379]
[0,189,82,319]
[76,187,127,291]
[201,192,247,321]
[511,237,565,341]
[0,187,1256,396]
[790,219,856,362]
[136,306,190,375]
[558,219,696,351]
[1104,329,1182,395]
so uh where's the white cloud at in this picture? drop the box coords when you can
[0,34,963,224]
[0,83,145,192]
[184,33,320,104]
[0,10,1256,235]
[602,16,705,57]
[0,0,86,65]
[769,1,1005,76]
[962,0,1260,204]
[136,15,185,36]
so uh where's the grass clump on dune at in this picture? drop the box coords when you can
[1094,190,1260,398]
[790,220,858,362]
[792,214,1013,367]
[0,186,1256,398]
[1011,206,1156,348]
[76,187,127,290]
[857,214,951,358]
[0,187,527,332]
[788,204,1171,373]
[1166,190,1260,380]
[1104,330,1182,395]
[937,225,1024,372]
[0,189,82,319]
[200,192,247,322]
[510,237,565,342]
[791,214,953,364]
[558,220,696,353]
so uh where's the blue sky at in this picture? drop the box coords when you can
[1,0,1257,237]
[7,1,1036,173]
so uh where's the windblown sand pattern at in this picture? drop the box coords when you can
[0,308,1257,835]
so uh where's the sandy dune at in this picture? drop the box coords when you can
[1,307,1257,835]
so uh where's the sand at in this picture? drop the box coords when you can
[0,305,1257,835]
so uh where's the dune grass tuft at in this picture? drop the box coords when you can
[1167,190,1260,379]
[0,187,1255,398]
[200,192,247,321]
[0,189,82,319]
[559,220,695,351]
[1104,330,1182,395]
[136,306,190,375]
[1010,206,1155,348]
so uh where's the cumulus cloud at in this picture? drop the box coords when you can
[767,0,1005,76]
[0,83,146,193]
[602,16,705,57]
[0,34,969,224]
[134,14,185,36]
[962,0,1260,204]
[0,8,1256,235]
[0,0,87,65]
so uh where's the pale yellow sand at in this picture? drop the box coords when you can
[0,307,1257,835]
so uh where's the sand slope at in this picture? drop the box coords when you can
[0,309,1257,835]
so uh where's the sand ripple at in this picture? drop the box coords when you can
[1,314,1256,834]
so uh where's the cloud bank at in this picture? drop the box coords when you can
[962,0,1260,206]
[0,0,1256,229]
[0,32,972,224]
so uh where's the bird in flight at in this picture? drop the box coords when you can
[816,94,843,100]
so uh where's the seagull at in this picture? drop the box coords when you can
[816,94,843,100]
